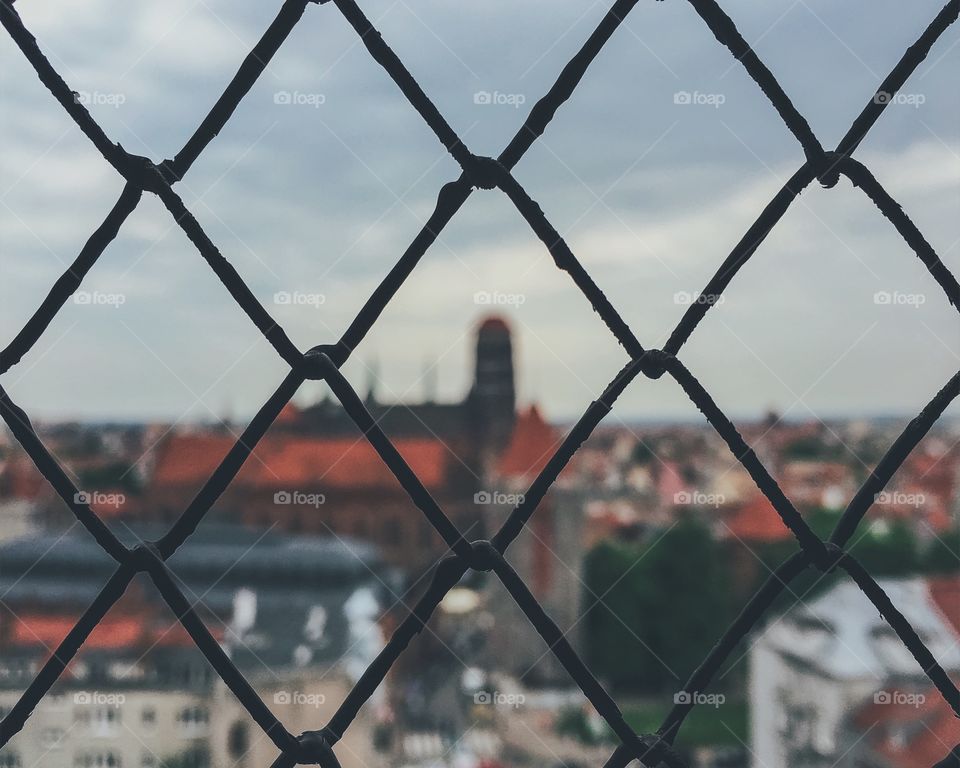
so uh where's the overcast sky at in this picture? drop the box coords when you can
[1,0,958,425]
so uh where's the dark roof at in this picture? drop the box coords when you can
[0,522,384,595]
[0,524,390,677]
[298,398,472,443]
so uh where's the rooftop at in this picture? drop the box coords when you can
[758,576,960,681]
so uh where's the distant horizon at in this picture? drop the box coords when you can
[13,404,960,429]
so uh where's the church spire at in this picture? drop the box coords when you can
[364,358,379,406]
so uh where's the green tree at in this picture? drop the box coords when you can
[848,520,920,576]
[924,527,959,574]
[582,519,732,694]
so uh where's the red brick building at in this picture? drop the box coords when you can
[141,316,520,574]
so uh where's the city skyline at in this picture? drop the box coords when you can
[2,1,959,767]
[1,308,958,425]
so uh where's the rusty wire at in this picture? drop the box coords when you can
[1,0,959,765]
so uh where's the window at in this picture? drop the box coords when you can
[90,706,121,736]
[45,693,68,711]
[109,662,144,682]
[176,706,209,736]
[227,721,250,760]
[74,753,122,768]
[141,707,156,729]
[0,752,22,768]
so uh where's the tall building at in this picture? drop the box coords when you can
[142,316,520,575]
[467,317,516,463]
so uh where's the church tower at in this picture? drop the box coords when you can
[469,316,516,459]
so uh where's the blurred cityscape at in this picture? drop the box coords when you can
[0,315,957,768]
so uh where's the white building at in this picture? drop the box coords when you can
[749,577,960,768]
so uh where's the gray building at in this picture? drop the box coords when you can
[0,525,392,768]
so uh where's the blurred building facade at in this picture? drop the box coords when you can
[0,525,388,768]
[749,575,960,768]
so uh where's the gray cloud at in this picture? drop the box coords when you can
[1,0,957,422]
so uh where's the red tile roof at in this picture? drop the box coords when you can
[658,461,687,506]
[723,494,792,543]
[11,614,144,650]
[151,433,450,492]
[854,685,960,768]
[0,454,47,500]
[8,611,222,652]
[929,575,960,638]
[87,488,132,519]
[275,402,302,426]
[497,405,560,481]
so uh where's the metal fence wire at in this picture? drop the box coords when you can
[1,0,960,765]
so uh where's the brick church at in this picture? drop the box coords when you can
[145,316,559,575]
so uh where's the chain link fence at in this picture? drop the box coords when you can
[2,0,959,765]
